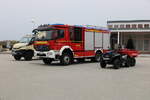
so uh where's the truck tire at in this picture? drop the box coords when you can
[24,55,32,61]
[60,53,73,65]
[24,51,33,61]
[130,57,136,66]
[113,58,121,69]
[91,52,102,62]
[100,60,106,68]
[43,58,52,65]
[14,55,21,60]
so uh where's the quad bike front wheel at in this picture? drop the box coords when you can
[100,60,106,68]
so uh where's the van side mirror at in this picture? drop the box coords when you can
[28,37,35,45]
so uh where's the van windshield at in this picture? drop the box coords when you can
[20,37,32,43]
[35,29,64,41]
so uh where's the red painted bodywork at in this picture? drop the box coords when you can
[103,49,139,57]
[34,24,110,58]
[118,49,139,57]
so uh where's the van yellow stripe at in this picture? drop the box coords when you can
[35,41,48,44]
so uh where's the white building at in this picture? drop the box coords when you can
[107,20,150,53]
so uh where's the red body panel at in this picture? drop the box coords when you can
[103,49,139,57]
[34,24,110,58]
[118,49,139,57]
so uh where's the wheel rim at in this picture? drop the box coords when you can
[96,54,101,62]
[64,55,70,64]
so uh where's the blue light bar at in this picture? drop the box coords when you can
[51,23,65,25]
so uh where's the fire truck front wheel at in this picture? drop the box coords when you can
[43,58,52,65]
[60,53,73,65]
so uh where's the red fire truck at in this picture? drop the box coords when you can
[33,24,110,65]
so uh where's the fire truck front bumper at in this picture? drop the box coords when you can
[35,50,60,59]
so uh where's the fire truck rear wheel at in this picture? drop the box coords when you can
[91,52,102,62]
[43,58,52,65]
[14,55,21,61]
[60,53,73,65]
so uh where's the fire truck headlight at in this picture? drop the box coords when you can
[47,52,53,55]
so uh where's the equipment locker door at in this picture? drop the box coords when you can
[95,32,102,48]
[85,31,94,50]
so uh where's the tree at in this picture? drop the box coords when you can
[126,38,135,50]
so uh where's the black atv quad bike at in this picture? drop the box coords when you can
[100,49,138,69]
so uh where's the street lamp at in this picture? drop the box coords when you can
[31,18,36,29]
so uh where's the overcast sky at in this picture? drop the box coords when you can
[0,0,150,40]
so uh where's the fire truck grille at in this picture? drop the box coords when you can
[34,45,50,51]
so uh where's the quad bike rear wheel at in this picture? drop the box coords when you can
[100,60,106,68]
[113,58,121,69]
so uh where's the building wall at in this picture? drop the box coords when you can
[107,21,150,29]
[107,20,150,53]
[122,32,150,52]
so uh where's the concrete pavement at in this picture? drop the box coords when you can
[0,54,150,100]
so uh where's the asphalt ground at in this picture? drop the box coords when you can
[0,54,150,100]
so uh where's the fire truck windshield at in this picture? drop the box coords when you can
[34,29,64,41]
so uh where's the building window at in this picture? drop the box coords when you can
[114,25,119,28]
[132,24,137,29]
[120,24,124,28]
[137,40,143,51]
[144,34,150,38]
[138,24,143,28]
[144,24,149,29]
[144,40,149,51]
[126,24,130,28]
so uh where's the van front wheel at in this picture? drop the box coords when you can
[14,55,21,60]
[24,51,33,61]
